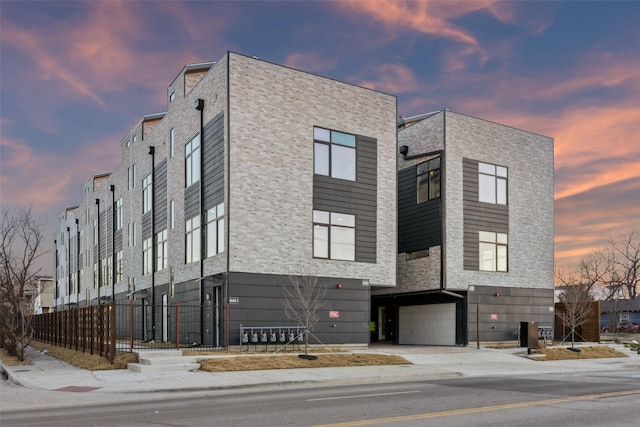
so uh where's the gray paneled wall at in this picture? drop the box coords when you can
[398,166,441,253]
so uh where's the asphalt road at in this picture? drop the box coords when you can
[3,370,640,426]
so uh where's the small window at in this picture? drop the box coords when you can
[313,210,355,261]
[479,162,507,205]
[313,127,356,181]
[169,128,175,158]
[169,91,175,103]
[417,157,440,203]
[479,231,508,272]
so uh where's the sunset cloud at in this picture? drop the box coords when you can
[358,63,425,94]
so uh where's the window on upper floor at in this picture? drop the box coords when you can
[142,174,152,214]
[185,134,201,187]
[314,127,356,181]
[417,157,440,203]
[102,255,112,287]
[114,198,123,230]
[156,229,167,271]
[206,203,225,258]
[128,164,136,190]
[142,237,153,275]
[169,91,175,103]
[479,231,508,272]
[169,128,175,158]
[313,210,355,261]
[115,250,123,283]
[185,215,201,263]
[170,200,175,229]
[479,162,507,205]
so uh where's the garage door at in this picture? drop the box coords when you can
[398,303,456,345]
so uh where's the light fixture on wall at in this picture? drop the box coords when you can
[194,98,204,111]
[336,283,342,289]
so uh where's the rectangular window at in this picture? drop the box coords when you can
[185,134,201,187]
[114,198,123,230]
[128,223,136,247]
[185,215,201,263]
[206,203,225,258]
[170,200,175,229]
[169,91,175,103]
[479,231,508,272]
[156,229,168,271]
[115,250,123,283]
[478,162,507,205]
[93,219,98,245]
[142,174,152,213]
[417,157,441,203]
[102,255,112,287]
[169,128,175,158]
[128,164,136,190]
[142,237,153,275]
[94,262,99,289]
[313,127,356,181]
[313,210,355,261]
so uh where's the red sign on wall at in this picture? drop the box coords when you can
[329,311,340,318]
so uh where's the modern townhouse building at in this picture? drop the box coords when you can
[371,110,555,346]
[53,52,398,347]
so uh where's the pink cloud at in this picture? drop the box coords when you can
[358,63,425,94]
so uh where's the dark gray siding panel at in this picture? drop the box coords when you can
[114,228,123,253]
[228,272,370,345]
[202,111,225,211]
[154,159,167,231]
[313,135,377,263]
[184,184,200,219]
[398,166,441,253]
[463,158,509,270]
[141,211,152,240]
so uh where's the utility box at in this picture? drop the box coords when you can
[520,321,539,348]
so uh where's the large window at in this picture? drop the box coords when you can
[185,134,201,187]
[114,198,123,230]
[206,203,225,258]
[313,210,355,261]
[156,229,167,271]
[417,157,440,203]
[479,162,507,204]
[142,174,152,214]
[185,215,201,263]
[479,231,508,272]
[314,127,356,181]
[142,237,152,275]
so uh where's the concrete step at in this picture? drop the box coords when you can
[138,356,200,366]
[127,362,201,373]
[135,350,183,359]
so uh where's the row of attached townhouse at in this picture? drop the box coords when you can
[53,52,554,347]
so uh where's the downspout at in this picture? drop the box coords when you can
[75,219,80,306]
[95,198,101,304]
[441,111,447,292]
[195,98,205,345]
[225,52,231,350]
[66,226,71,308]
[148,146,156,340]
[110,185,116,302]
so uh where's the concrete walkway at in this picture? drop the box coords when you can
[1,343,639,411]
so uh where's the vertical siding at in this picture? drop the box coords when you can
[313,135,377,263]
[184,184,200,219]
[462,157,509,270]
[202,111,225,210]
[154,159,167,231]
[397,166,441,253]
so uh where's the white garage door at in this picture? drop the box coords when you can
[399,303,456,345]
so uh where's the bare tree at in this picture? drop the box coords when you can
[0,207,46,360]
[608,231,640,299]
[555,250,614,295]
[556,283,594,349]
[282,269,326,356]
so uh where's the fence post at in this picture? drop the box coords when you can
[175,302,180,350]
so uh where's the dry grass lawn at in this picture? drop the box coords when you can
[532,346,627,361]
[25,341,138,370]
[0,348,33,366]
[199,353,411,372]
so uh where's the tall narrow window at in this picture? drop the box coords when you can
[102,256,112,287]
[114,198,123,230]
[313,127,356,181]
[169,128,175,158]
[185,215,201,263]
[416,157,441,203]
[115,251,123,283]
[313,210,355,261]
[185,134,201,187]
[142,174,152,213]
[479,162,507,205]
[128,223,136,247]
[142,237,153,275]
[479,231,508,272]
[170,200,175,229]
[206,203,225,257]
[128,164,136,190]
[156,229,168,271]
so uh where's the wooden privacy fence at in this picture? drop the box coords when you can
[32,303,116,362]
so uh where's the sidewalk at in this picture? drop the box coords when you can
[2,343,639,411]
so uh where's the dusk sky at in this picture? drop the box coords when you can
[1,1,639,276]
